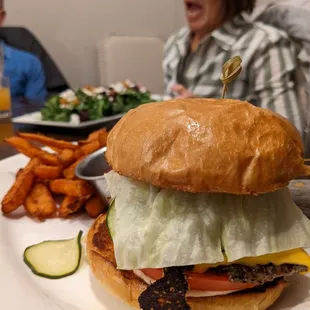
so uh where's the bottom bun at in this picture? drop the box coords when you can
[87,215,286,310]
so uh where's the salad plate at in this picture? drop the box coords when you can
[12,111,126,129]
[12,80,170,128]
[1,153,310,309]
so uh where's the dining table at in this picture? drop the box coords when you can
[1,97,310,219]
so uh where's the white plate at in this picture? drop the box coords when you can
[1,154,310,309]
[12,94,170,128]
[0,153,132,310]
[12,111,126,128]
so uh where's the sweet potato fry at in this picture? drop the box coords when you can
[1,158,39,214]
[24,183,56,219]
[85,195,108,218]
[17,132,79,150]
[49,179,93,197]
[15,168,24,179]
[63,156,87,179]
[59,149,75,167]
[49,146,62,153]
[5,137,60,166]
[78,128,108,145]
[98,130,108,147]
[74,140,101,160]
[59,196,89,218]
[34,165,62,180]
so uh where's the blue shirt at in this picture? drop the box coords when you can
[3,42,47,100]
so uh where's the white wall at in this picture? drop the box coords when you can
[4,0,277,88]
[5,0,186,88]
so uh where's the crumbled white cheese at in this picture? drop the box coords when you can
[93,87,106,94]
[60,103,75,110]
[70,113,81,125]
[81,88,94,96]
[60,103,68,109]
[125,79,135,88]
[110,82,126,93]
[140,86,147,93]
[60,89,77,102]
[108,96,114,102]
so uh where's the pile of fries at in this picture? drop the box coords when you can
[1,129,109,220]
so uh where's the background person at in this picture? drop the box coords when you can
[163,0,303,133]
[0,0,46,101]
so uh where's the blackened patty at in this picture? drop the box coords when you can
[210,263,307,285]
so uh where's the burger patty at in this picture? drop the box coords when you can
[210,263,307,285]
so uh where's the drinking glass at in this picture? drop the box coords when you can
[0,121,14,142]
[0,76,11,119]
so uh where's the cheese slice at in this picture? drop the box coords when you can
[193,248,310,273]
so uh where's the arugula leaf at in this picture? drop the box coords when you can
[53,111,71,122]
[101,99,113,116]
[112,95,125,114]
[41,95,71,121]
[75,89,91,103]
[88,100,104,120]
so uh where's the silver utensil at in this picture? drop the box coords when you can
[75,147,111,199]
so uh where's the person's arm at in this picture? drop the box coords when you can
[251,34,303,133]
[24,56,47,101]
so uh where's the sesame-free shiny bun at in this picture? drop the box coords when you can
[106,98,309,194]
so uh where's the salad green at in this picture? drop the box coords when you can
[41,81,155,123]
[105,170,310,270]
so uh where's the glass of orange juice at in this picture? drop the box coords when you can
[0,122,14,142]
[0,76,11,119]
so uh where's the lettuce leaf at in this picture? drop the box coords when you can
[105,171,310,270]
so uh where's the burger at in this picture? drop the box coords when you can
[87,98,310,310]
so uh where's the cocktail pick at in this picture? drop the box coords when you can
[220,56,242,99]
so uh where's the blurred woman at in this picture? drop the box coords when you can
[164,0,303,133]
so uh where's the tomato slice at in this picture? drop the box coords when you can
[141,268,256,291]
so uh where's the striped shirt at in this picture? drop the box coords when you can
[163,15,303,133]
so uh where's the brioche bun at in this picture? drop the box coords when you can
[106,98,309,194]
[87,215,286,310]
